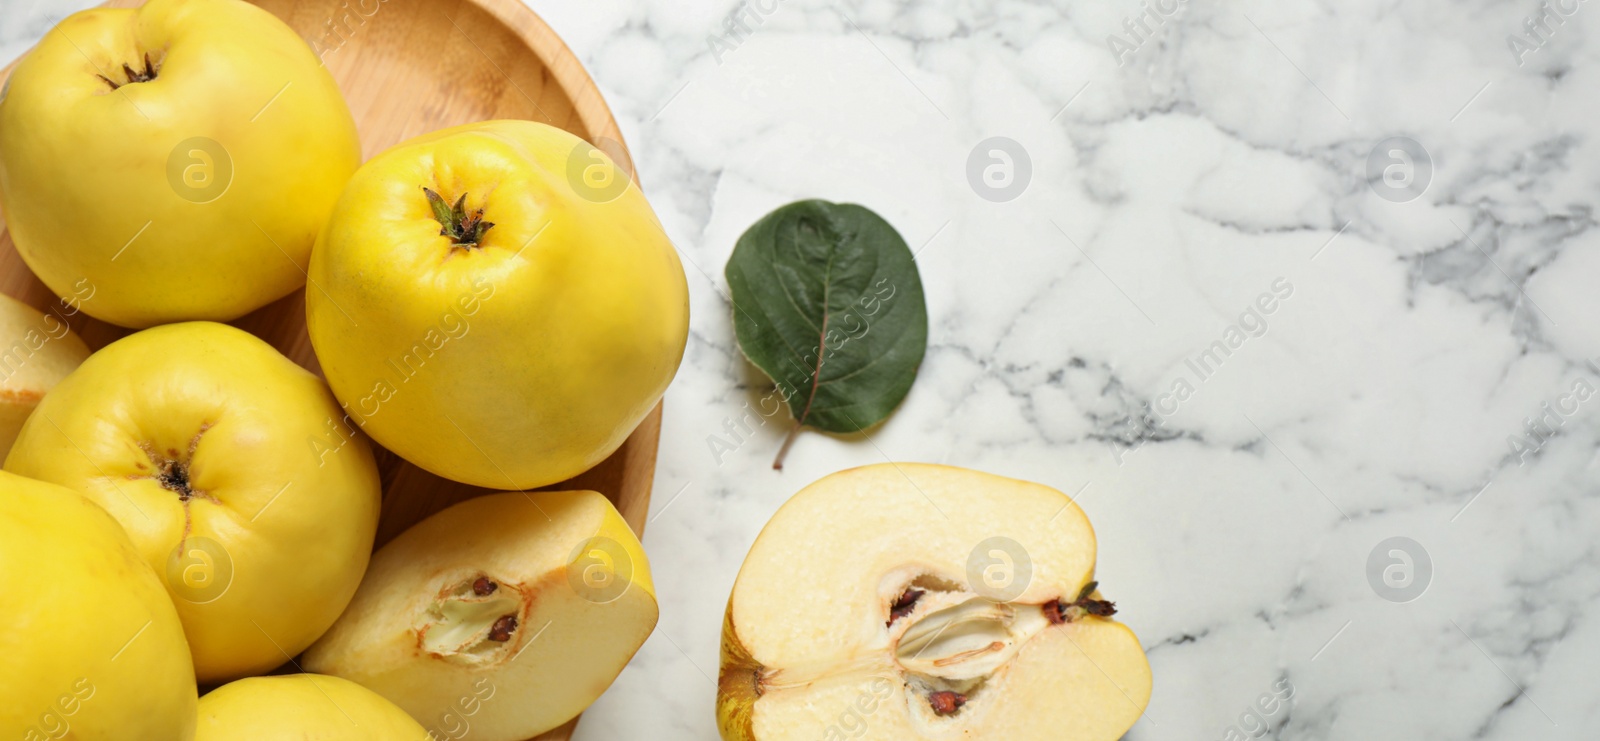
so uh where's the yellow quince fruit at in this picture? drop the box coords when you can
[719,464,1152,740]
[0,0,360,327]
[305,490,658,740]
[5,322,381,684]
[0,292,91,456]
[0,470,197,741]
[196,674,430,741]
[306,120,688,490]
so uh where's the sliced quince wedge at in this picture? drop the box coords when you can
[304,490,657,741]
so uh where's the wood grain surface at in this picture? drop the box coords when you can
[0,2,655,738]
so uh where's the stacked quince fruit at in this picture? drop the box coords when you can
[0,1,687,739]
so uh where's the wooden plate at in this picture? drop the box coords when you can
[0,1,656,738]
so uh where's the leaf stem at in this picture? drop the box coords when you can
[774,272,833,471]
[773,420,804,470]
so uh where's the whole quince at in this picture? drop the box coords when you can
[0,0,360,327]
[5,322,381,684]
[196,674,429,740]
[306,120,688,489]
[0,471,197,741]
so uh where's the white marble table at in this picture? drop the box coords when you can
[10,0,1600,738]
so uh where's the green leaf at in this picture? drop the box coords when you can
[725,200,929,469]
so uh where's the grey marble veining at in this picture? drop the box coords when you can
[8,0,1600,738]
[541,1,1600,738]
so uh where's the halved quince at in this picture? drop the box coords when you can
[719,463,1151,740]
